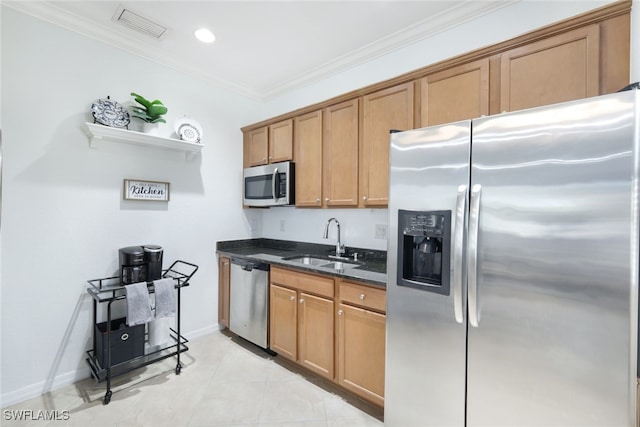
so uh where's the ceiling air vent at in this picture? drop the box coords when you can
[114,7,167,39]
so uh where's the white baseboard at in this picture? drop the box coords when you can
[1,325,221,409]
[1,367,90,409]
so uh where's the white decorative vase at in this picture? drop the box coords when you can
[142,121,159,135]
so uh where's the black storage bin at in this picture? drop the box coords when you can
[95,317,145,368]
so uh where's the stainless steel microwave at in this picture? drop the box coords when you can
[243,161,295,207]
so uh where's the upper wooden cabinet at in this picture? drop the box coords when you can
[499,25,600,112]
[269,119,294,163]
[241,2,630,208]
[360,82,414,207]
[419,58,489,127]
[323,99,359,207]
[246,119,293,167]
[294,110,323,207]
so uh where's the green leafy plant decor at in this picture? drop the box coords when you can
[130,92,168,124]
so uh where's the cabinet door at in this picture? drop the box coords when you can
[420,58,489,127]
[269,119,293,163]
[361,82,414,207]
[298,292,334,380]
[337,303,386,406]
[218,256,230,328]
[269,284,298,361]
[248,126,269,166]
[500,24,600,112]
[294,110,323,207]
[323,99,359,207]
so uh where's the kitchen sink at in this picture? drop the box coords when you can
[321,261,359,270]
[283,255,331,266]
[283,255,360,270]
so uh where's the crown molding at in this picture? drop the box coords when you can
[4,0,516,101]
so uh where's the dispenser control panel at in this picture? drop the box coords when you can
[397,209,451,296]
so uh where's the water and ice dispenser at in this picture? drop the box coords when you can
[397,210,451,295]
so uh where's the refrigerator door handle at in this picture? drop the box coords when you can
[453,185,468,323]
[468,184,482,327]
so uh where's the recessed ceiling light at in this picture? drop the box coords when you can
[194,28,215,43]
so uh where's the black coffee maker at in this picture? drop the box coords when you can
[119,245,164,284]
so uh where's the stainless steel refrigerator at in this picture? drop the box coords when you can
[385,90,639,426]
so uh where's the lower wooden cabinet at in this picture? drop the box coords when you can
[269,284,298,360]
[218,256,230,328]
[269,267,335,380]
[268,266,386,407]
[336,280,386,407]
[337,303,386,406]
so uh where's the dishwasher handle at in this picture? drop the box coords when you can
[231,257,270,272]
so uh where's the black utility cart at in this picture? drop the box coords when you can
[85,260,198,404]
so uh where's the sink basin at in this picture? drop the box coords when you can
[283,255,360,271]
[283,255,330,266]
[322,261,359,270]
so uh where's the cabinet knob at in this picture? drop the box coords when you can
[299,298,304,304]
[316,198,320,202]
[363,196,368,201]
[337,310,343,316]
[325,198,329,202]
[269,156,273,160]
[289,296,295,301]
[359,294,366,300]
[263,157,267,162]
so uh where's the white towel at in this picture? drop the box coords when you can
[154,278,176,318]
[125,282,153,326]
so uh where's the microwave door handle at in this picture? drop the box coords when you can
[271,168,278,201]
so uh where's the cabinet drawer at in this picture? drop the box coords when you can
[339,281,386,313]
[271,266,334,299]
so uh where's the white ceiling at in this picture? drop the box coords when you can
[5,1,515,100]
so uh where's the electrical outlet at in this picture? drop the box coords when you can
[375,224,387,239]
[280,219,286,232]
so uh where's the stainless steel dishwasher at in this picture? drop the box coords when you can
[229,257,269,349]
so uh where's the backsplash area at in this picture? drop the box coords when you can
[259,207,389,251]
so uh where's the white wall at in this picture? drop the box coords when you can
[0,7,260,406]
[257,0,626,251]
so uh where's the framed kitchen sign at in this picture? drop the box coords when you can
[123,179,170,202]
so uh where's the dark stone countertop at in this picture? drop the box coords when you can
[216,238,387,288]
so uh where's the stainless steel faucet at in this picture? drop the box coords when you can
[323,217,345,257]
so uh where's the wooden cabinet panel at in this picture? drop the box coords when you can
[269,284,298,361]
[339,281,386,313]
[247,126,269,166]
[298,292,334,380]
[218,256,230,328]
[294,110,323,207]
[270,266,334,299]
[500,24,600,112]
[599,13,630,94]
[269,119,293,163]
[323,99,359,207]
[420,58,489,127]
[361,82,414,207]
[337,303,386,406]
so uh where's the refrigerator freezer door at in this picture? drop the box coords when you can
[467,91,639,426]
[386,121,471,427]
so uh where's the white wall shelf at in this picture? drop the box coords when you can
[83,122,203,160]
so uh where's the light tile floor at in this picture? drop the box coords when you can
[2,331,384,427]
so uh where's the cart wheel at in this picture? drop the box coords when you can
[103,391,112,405]
[175,364,182,375]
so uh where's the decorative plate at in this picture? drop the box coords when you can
[91,97,130,128]
[174,116,203,143]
